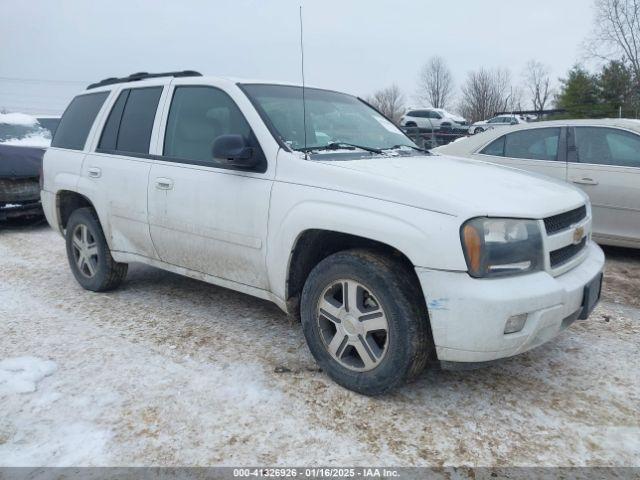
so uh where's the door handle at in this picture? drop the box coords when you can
[571,177,599,186]
[87,167,101,178]
[155,178,174,190]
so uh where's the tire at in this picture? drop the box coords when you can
[65,207,128,292]
[405,122,417,127]
[300,249,433,395]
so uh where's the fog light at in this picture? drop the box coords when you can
[504,314,528,334]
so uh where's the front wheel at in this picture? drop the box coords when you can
[65,207,128,292]
[300,250,433,395]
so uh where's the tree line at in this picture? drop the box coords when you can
[367,0,640,124]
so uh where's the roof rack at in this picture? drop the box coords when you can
[86,70,202,90]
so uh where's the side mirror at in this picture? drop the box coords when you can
[212,134,256,168]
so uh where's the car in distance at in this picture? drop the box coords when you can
[34,115,61,136]
[435,119,640,249]
[0,113,57,220]
[469,114,528,135]
[41,71,604,394]
[400,108,468,131]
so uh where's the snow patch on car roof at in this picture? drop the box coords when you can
[0,113,39,127]
[1,132,51,148]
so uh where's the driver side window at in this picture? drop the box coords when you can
[163,86,253,163]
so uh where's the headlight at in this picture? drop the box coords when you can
[460,217,544,278]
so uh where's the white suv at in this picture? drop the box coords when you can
[399,108,467,130]
[42,71,604,395]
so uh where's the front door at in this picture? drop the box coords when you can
[147,85,273,289]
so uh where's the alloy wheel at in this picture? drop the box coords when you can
[71,224,99,278]
[316,279,389,372]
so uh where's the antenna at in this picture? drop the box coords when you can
[299,5,308,155]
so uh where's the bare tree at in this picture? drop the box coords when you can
[523,60,554,112]
[365,84,405,124]
[458,68,513,123]
[585,0,640,79]
[417,56,454,109]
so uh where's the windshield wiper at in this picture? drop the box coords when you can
[299,142,383,154]
[382,144,430,154]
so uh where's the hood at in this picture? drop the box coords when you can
[308,153,586,220]
[0,144,44,178]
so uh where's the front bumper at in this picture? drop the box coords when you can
[0,201,43,220]
[416,241,605,363]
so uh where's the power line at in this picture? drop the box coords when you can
[0,76,90,84]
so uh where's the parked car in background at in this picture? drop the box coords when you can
[469,114,528,135]
[42,71,604,394]
[400,108,468,131]
[435,119,640,249]
[0,113,56,220]
[34,115,61,136]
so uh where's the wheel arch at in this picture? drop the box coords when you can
[284,229,422,319]
[56,190,97,233]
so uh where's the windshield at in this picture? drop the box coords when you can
[242,84,417,153]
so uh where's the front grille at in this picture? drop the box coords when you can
[544,206,587,235]
[550,237,587,268]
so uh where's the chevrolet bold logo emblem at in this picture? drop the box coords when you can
[573,226,585,244]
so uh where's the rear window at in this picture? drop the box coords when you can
[51,92,109,150]
[98,87,162,154]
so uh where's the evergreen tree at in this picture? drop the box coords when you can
[598,60,635,117]
[555,66,606,118]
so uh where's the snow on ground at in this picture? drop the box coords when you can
[0,223,638,467]
[0,356,57,395]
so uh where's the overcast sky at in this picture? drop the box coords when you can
[1,0,595,114]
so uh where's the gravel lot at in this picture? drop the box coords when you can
[0,222,638,467]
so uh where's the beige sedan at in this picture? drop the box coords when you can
[435,119,640,249]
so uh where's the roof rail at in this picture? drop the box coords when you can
[86,70,202,90]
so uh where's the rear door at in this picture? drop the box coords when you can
[568,126,640,247]
[79,83,168,258]
[475,126,568,181]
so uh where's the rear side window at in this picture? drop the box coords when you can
[98,90,128,150]
[51,92,109,150]
[98,87,162,154]
[504,128,560,161]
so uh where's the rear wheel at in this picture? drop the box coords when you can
[301,249,432,395]
[65,208,127,292]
